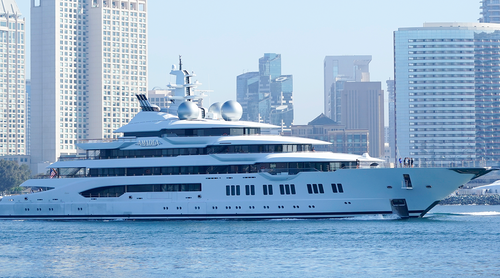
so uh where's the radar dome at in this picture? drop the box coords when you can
[221,100,242,121]
[208,102,222,119]
[177,101,199,120]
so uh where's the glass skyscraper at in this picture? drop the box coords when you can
[237,53,293,128]
[394,22,500,167]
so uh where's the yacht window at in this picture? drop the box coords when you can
[331,183,338,193]
[79,183,201,198]
[245,185,254,195]
[285,184,291,195]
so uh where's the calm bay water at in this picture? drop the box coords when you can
[1,205,500,277]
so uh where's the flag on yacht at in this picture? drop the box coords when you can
[50,168,57,179]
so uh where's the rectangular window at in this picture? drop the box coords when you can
[403,174,413,188]
[285,184,290,195]
[307,184,312,194]
[250,185,255,195]
[245,185,250,195]
[313,184,319,194]
[331,183,337,193]
[338,183,344,193]
[231,185,235,196]
[226,185,230,196]
[318,184,324,194]
[236,185,240,196]
[279,184,285,195]
[263,184,268,195]
[268,184,273,195]
[291,184,296,195]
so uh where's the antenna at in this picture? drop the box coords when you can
[179,55,182,71]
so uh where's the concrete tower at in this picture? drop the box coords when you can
[30,0,147,173]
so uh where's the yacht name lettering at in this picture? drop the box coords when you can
[137,140,162,147]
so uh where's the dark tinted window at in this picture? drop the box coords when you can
[331,183,337,193]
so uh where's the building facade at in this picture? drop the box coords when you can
[323,55,383,158]
[0,0,26,157]
[479,0,500,23]
[340,82,384,158]
[291,114,369,154]
[394,22,500,167]
[323,55,371,121]
[237,53,293,128]
[386,79,395,161]
[31,0,147,172]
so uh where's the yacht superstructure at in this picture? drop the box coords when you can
[0,61,492,220]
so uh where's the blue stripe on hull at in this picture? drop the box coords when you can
[0,210,425,220]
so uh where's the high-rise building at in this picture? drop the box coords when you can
[237,53,293,128]
[0,0,26,157]
[339,82,384,158]
[31,0,147,172]
[26,79,30,155]
[394,22,500,167]
[236,71,259,122]
[323,55,383,158]
[386,79,395,161]
[479,0,500,23]
[323,55,371,120]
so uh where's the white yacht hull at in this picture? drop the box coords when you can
[0,167,482,220]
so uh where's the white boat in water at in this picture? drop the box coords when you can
[0,62,493,220]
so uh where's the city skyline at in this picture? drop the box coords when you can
[17,0,479,125]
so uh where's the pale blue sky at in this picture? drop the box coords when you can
[18,0,480,124]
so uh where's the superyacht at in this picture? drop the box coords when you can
[0,62,492,220]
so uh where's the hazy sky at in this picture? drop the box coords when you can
[18,0,480,124]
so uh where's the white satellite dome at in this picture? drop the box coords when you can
[177,101,199,120]
[208,102,222,119]
[221,100,242,121]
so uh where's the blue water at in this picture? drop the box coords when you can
[1,205,500,278]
